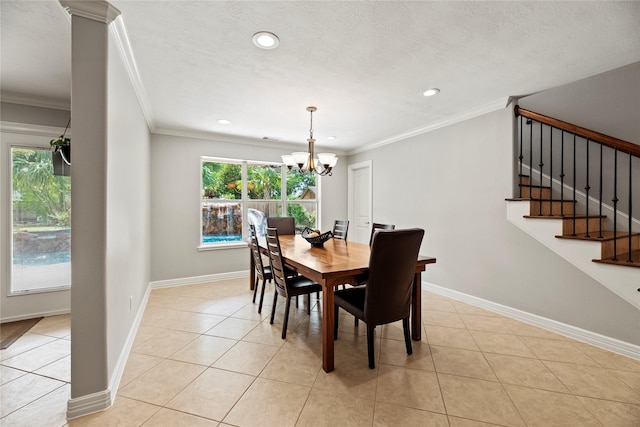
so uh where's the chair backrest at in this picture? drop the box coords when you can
[332,220,349,240]
[266,216,296,235]
[248,224,268,281]
[364,228,424,325]
[265,227,289,297]
[369,223,395,246]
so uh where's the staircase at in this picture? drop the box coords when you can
[514,174,640,268]
[507,106,640,310]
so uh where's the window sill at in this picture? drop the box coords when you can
[8,285,71,296]
[197,242,248,251]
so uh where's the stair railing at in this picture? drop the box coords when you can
[514,106,639,263]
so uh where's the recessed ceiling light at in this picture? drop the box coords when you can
[423,88,440,97]
[327,136,337,140]
[252,31,279,49]
[217,119,231,125]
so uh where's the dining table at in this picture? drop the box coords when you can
[249,234,436,373]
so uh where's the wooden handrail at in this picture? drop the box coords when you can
[515,105,640,158]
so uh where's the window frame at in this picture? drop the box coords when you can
[9,144,72,295]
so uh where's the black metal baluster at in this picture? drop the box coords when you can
[585,139,591,238]
[572,134,577,236]
[529,119,533,195]
[612,149,618,261]
[598,143,603,238]
[560,132,565,216]
[628,153,633,263]
[549,126,553,215]
[519,115,523,193]
[539,122,544,216]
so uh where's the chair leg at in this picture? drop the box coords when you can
[354,318,359,327]
[257,278,267,314]
[367,325,376,369]
[334,305,339,339]
[296,295,299,308]
[269,291,278,324]
[307,294,311,315]
[282,297,292,339]
[403,317,413,355]
[252,276,259,303]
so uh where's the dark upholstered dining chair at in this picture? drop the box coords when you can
[369,223,395,245]
[333,228,424,368]
[266,216,296,235]
[349,222,396,297]
[266,227,323,339]
[332,220,349,240]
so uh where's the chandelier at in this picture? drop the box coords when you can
[281,106,338,176]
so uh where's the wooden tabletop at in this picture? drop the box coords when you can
[275,235,436,287]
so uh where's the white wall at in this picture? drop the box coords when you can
[519,61,640,144]
[347,107,640,346]
[105,26,151,382]
[150,133,347,283]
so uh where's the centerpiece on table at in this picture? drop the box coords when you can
[302,227,333,248]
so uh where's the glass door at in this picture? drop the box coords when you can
[11,146,71,294]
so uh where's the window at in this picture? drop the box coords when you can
[247,163,283,237]
[286,168,317,231]
[11,146,71,293]
[200,157,318,247]
[201,160,243,244]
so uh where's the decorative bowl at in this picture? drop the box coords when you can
[302,227,333,247]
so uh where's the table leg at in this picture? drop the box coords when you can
[411,271,422,340]
[321,284,335,372]
[249,250,255,291]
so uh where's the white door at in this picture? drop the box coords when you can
[348,160,372,244]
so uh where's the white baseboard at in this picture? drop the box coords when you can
[66,389,112,420]
[149,270,249,289]
[66,284,152,419]
[106,283,152,400]
[423,281,640,360]
[1,308,70,324]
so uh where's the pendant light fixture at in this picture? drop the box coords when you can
[281,106,337,176]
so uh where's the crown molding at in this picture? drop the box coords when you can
[152,126,348,155]
[0,121,66,137]
[109,17,154,130]
[1,92,70,111]
[347,97,511,155]
[59,0,120,24]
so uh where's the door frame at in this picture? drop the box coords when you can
[347,160,373,244]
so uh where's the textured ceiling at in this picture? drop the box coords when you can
[2,1,640,153]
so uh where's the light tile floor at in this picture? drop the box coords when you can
[2,277,640,426]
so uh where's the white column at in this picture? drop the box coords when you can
[59,0,121,418]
